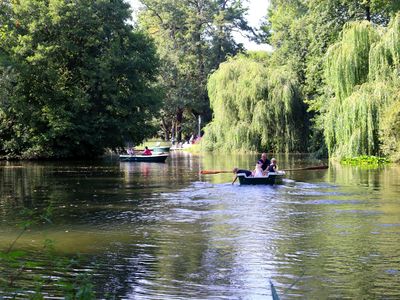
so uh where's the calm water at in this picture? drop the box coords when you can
[1,152,400,299]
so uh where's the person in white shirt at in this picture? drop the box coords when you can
[253,161,264,177]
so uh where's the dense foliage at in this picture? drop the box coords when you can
[2,0,400,159]
[199,0,399,155]
[202,53,308,152]
[137,0,252,141]
[253,0,400,160]
[0,0,160,159]
[324,16,400,160]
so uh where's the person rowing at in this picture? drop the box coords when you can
[232,167,252,184]
[258,152,271,173]
[232,167,252,177]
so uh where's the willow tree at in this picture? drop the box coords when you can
[324,15,400,159]
[264,0,399,100]
[202,53,307,153]
[262,0,400,155]
[370,15,400,161]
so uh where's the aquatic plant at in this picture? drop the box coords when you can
[341,155,390,166]
[0,206,95,299]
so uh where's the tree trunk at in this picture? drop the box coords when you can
[365,0,371,21]
[216,1,227,65]
[161,117,170,141]
[170,120,174,141]
[176,108,183,142]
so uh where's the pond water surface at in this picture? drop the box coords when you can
[1,152,400,299]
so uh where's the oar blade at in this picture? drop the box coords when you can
[200,170,231,175]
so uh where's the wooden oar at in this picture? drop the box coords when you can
[200,165,328,175]
[231,176,238,185]
[282,165,328,172]
[200,170,232,174]
[270,280,281,300]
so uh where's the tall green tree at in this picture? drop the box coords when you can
[324,15,400,159]
[263,0,400,156]
[202,53,308,153]
[0,0,160,159]
[137,0,251,141]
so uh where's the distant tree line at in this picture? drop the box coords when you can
[2,0,400,160]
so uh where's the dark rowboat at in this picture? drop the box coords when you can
[152,146,171,153]
[237,171,285,185]
[119,154,169,162]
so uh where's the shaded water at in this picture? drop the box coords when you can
[1,152,400,299]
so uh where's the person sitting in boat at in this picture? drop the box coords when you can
[232,167,252,177]
[127,147,134,155]
[267,158,278,173]
[258,152,271,172]
[142,146,152,155]
[252,161,264,177]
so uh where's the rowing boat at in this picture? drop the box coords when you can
[119,153,169,162]
[237,171,285,185]
[152,146,171,153]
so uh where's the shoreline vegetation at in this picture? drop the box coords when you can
[0,206,95,298]
[1,2,400,162]
[0,139,395,167]
[340,156,391,166]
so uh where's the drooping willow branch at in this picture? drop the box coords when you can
[323,14,400,159]
[202,53,307,153]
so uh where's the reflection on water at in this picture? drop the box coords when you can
[1,152,400,299]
